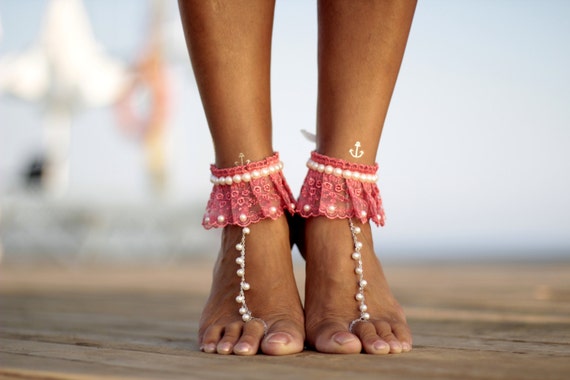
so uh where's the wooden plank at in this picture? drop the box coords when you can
[0,262,569,380]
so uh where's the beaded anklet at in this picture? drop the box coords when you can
[297,151,386,332]
[203,152,296,331]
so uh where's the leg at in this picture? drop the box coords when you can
[303,0,416,354]
[178,0,304,355]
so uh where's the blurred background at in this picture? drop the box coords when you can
[0,0,568,267]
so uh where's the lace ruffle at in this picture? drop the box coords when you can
[297,151,385,226]
[203,152,296,229]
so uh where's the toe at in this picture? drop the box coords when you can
[352,321,390,355]
[200,324,223,354]
[261,319,304,355]
[312,320,362,354]
[233,319,266,356]
[375,320,402,354]
[216,322,242,355]
[393,322,413,352]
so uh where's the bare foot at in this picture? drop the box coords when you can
[303,217,412,354]
[199,215,305,355]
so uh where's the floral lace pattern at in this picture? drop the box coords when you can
[297,151,385,226]
[203,152,296,229]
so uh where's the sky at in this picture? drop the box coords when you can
[1,0,569,259]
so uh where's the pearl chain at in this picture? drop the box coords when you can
[348,218,371,333]
[211,162,284,186]
[306,159,378,183]
[235,227,252,322]
[234,226,268,335]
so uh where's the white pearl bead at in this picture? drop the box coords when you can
[268,165,276,174]
[217,215,225,224]
[356,242,363,249]
[239,214,247,222]
[362,312,370,320]
[204,216,211,224]
[290,203,296,210]
[373,175,378,182]
[236,257,244,265]
[235,243,244,251]
[354,226,361,234]
[360,210,367,218]
[242,282,250,291]
[210,175,216,184]
[355,267,363,275]
[333,168,343,177]
[217,177,225,185]
[355,293,364,301]
[327,205,336,213]
[352,171,361,180]
[233,174,242,183]
[343,170,352,179]
[303,204,311,212]
[352,252,361,260]
[359,304,368,312]
[239,307,247,315]
[269,206,277,214]
[252,170,261,179]
[317,164,325,173]
[242,313,252,322]
[324,165,334,174]
[242,172,251,182]
[360,279,368,288]
[236,295,244,303]
[279,162,284,170]
[236,268,245,277]
[243,227,250,234]
[261,168,269,176]
[225,176,233,185]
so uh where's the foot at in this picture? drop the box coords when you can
[199,215,305,355]
[303,217,412,354]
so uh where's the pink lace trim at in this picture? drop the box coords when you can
[203,152,296,229]
[297,151,386,226]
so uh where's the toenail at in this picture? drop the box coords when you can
[218,342,232,353]
[234,343,252,354]
[389,341,402,352]
[265,333,291,345]
[373,341,389,351]
[402,342,412,352]
[202,343,216,353]
[333,332,358,345]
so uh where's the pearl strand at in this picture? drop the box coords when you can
[348,219,370,333]
[235,227,252,322]
[211,162,284,186]
[234,226,269,335]
[306,159,378,183]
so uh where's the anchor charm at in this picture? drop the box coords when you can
[349,141,364,159]
[235,153,250,166]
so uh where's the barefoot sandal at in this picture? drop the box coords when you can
[203,152,296,335]
[297,151,386,333]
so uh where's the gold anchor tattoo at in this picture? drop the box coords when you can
[235,153,250,166]
[349,141,364,159]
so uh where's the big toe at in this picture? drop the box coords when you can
[261,321,304,355]
[312,322,362,354]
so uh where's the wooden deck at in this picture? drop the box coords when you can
[1,259,569,379]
